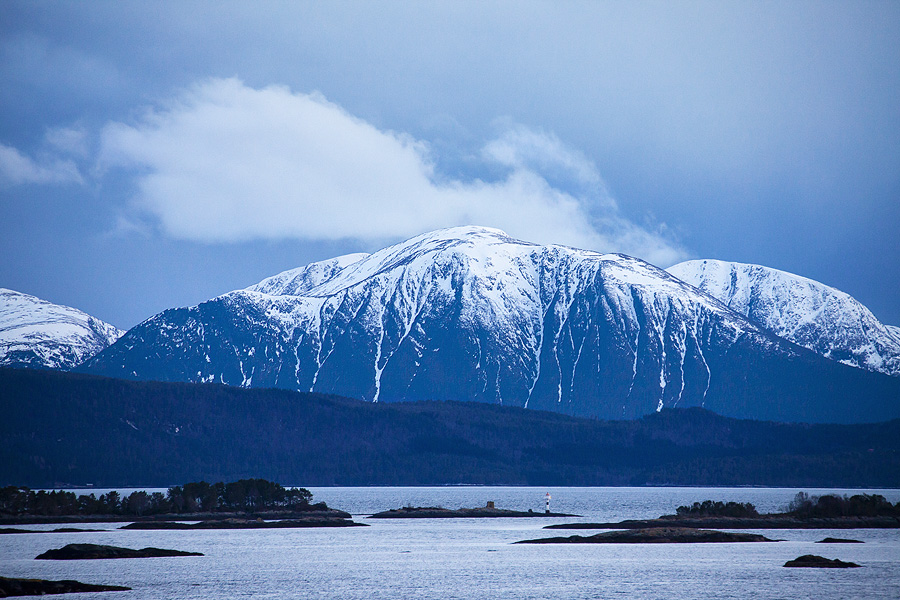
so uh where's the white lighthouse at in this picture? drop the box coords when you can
[545,492,551,514]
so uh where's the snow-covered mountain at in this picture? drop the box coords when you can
[83,227,900,423]
[1,288,123,370]
[667,260,900,377]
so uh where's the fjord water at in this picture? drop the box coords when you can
[3,487,899,599]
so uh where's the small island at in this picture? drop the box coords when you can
[0,575,130,596]
[36,543,203,560]
[783,555,861,568]
[0,479,356,527]
[545,494,900,530]
[516,527,777,544]
[370,502,577,518]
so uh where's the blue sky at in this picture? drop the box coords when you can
[1,1,898,329]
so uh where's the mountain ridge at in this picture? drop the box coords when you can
[82,227,900,424]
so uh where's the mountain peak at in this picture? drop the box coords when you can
[0,288,123,370]
[411,224,513,241]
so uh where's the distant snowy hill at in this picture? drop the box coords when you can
[667,260,900,377]
[0,288,123,370]
[83,227,900,423]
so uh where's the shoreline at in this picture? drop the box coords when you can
[0,509,351,526]
[369,506,578,518]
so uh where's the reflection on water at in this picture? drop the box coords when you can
[3,487,898,599]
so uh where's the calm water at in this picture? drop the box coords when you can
[3,487,899,599]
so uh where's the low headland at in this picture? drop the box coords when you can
[545,494,900,530]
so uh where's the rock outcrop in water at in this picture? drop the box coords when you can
[783,555,861,568]
[35,543,203,560]
[516,527,776,544]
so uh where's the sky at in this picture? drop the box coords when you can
[1,1,898,329]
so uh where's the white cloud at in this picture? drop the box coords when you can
[45,126,90,158]
[482,123,604,189]
[0,142,83,186]
[98,78,686,265]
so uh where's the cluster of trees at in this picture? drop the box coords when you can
[0,488,145,517]
[675,500,759,518]
[787,492,900,518]
[166,479,317,513]
[0,479,319,517]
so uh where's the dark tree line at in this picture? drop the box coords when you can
[675,500,759,518]
[166,479,317,513]
[673,493,900,519]
[787,492,900,518]
[0,479,319,517]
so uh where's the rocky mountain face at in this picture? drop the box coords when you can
[667,260,900,377]
[82,227,900,423]
[0,288,123,370]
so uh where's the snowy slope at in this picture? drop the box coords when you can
[667,260,900,377]
[0,288,123,370]
[247,253,369,296]
[84,227,900,423]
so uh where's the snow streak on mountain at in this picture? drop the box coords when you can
[668,260,900,377]
[83,227,900,423]
[0,288,123,370]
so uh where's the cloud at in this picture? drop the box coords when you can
[0,142,83,186]
[482,123,605,190]
[98,78,686,265]
[45,126,90,158]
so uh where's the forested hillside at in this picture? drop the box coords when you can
[2,368,898,487]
